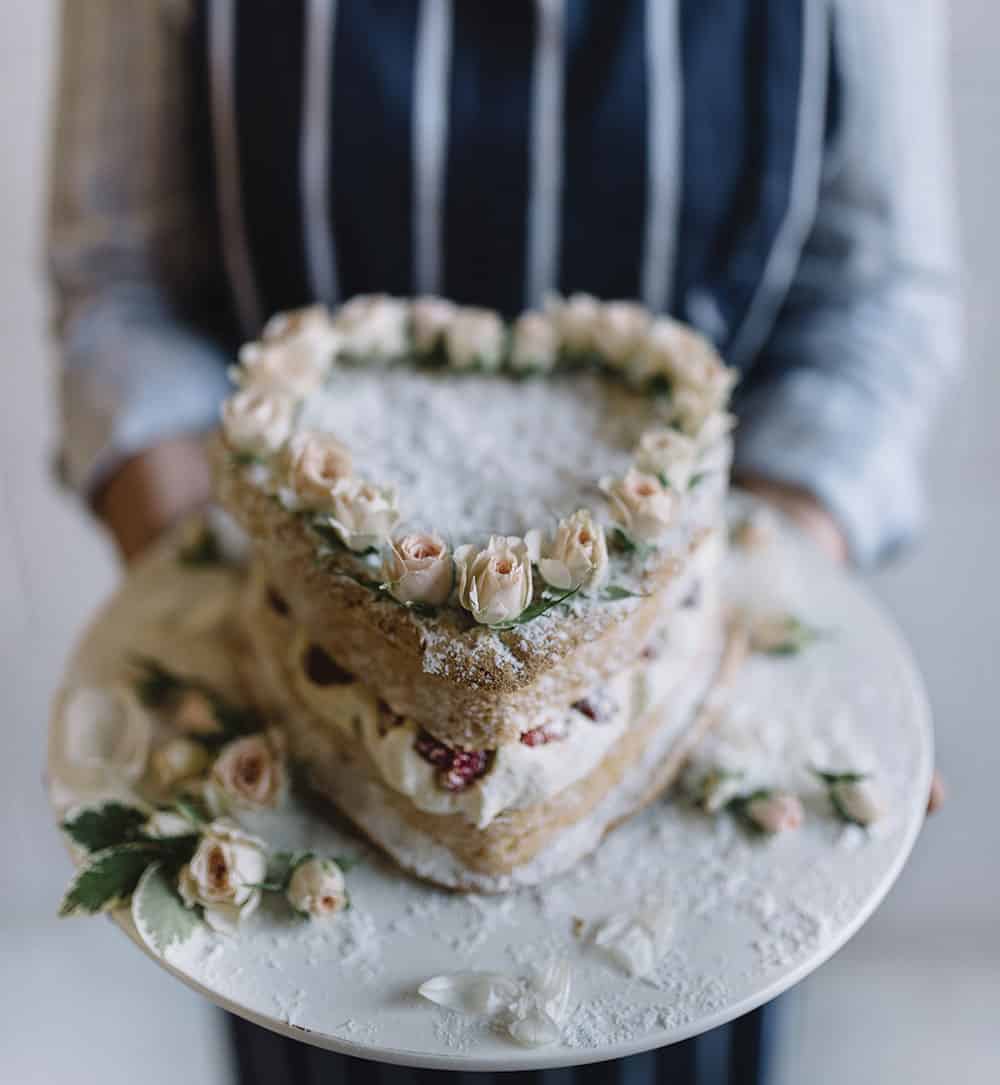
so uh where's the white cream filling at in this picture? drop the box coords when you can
[359,668,638,829]
[283,527,726,828]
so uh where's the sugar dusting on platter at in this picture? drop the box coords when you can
[46,501,931,1071]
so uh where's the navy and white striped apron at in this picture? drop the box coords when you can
[192,2,839,1079]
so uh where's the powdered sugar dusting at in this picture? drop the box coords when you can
[300,366,667,538]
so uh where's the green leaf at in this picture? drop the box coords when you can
[490,585,582,630]
[173,794,210,828]
[760,617,826,657]
[231,450,264,467]
[131,864,200,954]
[600,584,644,602]
[688,471,709,490]
[811,766,867,786]
[61,803,148,853]
[609,526,638,553]
[59,844,161,917]
[178,525,224,568]
[309,519,379,557]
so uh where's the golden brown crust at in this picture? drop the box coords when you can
[236,580,744,885]
[218,450,721,748]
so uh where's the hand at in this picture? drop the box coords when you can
[735,475,848,565]
[95,436,213,562]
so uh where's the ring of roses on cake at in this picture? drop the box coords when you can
[220,294,737,629]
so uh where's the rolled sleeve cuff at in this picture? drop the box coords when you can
[733,370,925,567]
[59,304,233,498]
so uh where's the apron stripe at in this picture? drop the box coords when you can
[641,0,681,313]
[727,0,828,365]
[207,0,262,334]
[526,0,566,308]
[558,0,648,301]
[443,3,537,315]
[330,2,419,296]
[412,0,453,296]
[232,0,312,317]
[301,0,339,306]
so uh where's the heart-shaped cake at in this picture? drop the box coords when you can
[217,294,742,890]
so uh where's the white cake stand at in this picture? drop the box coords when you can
[46,515,932,1072]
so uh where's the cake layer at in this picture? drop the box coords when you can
[239,610,742,890]
[240,552,725,828]
[222,456,729,748]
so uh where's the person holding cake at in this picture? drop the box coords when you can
[47,1,956,1082]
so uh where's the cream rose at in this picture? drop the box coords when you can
[235,337,330,397]
[745,792,804,834]
[284,431,353,508]
[221,388,295,457]
[383,532,453,606]
[262,303,339,353]
[334,294,410,361]
[286,856,348,918]
[602,468,677,542]
[528,509,609,594]
[830,778,884,827]
[52,685,153,796]
[633,427,697,491]
[509,311,559,373]
[173,689,221,737]
[178,821,269,933]
[320,477,400,552]
[210,730,287,810]
[546,292,600,354]
[454,535,533,625]
[591,301,650,367]
[411,296,457,353]
[151,737,212,792]
[445,307,506,370]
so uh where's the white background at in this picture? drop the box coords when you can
[1,4,996,1082]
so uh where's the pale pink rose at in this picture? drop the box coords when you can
[211,730,287,810]
[602,468,676,542]
[454,536,533,625]
[445,308,506,370]
[286,857,348,918]
[831,778,885,827]
[334,294,410,361]
[173,690,221,737]
[546,292,601,354]
[633,427,697,491]
[235,331,333,397]
[178,821,268,933]
[411,296,458,353]
[591,301,650,367]
[284,431,353,507]
[509,311,559,372]
[530,509,609,594]
[323,477,400,551]
[221,388,295,456]
[745,792,804,834]
[262,303,338,350]
[383,532,454,606]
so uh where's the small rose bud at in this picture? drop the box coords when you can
[221,387,295,457]
[831,777,884,827]
[211,730,287,810]
[286,856,348,918]
[454,535,533,625]
[509,311,559,372]
[411,296,457,353]
[383,532,453,606]
[602,468,677,543]
[445,307,505,370]
[744,791,804,834]
[151,737,212,791]
[530,509,609,594]
[322,477,400,552]
[284,431,353,508]
[178,820,269,933]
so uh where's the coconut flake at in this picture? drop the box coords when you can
[593,896,674,978]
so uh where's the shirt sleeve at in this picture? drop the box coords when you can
[732,0,962,565]
[48,0,233,497]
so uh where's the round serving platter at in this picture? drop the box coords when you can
[46,508,932,1071]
